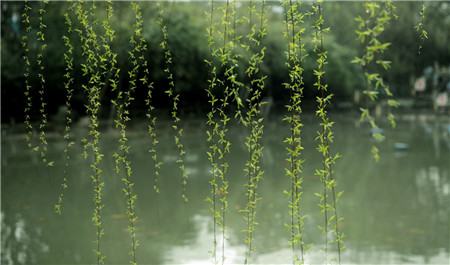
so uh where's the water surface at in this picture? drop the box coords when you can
[2,113,449,264]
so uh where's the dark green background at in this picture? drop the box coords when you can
[1,1,449,123]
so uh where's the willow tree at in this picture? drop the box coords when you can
[282,0,306,263]
[18,1,442,264]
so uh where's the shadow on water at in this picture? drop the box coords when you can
[1,112,449,264]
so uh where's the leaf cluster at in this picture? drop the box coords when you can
[415,2,428,55]
[352,1,399,161]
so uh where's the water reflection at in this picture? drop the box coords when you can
[1,212,49,265]
[1,113,449,264]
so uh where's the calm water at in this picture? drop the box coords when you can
[1,113,450,265]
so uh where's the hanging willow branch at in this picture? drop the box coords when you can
[205,0,243,263]
[36,0,53,167]
[312,2,343,264]
[282,0,306,263]
[136,9,162,195]
[352,1,399,161]
[241,0,267,264]
[107,1,139,264]
[21,0,34,151]
[74,1,106,263]
[415,2,428,55]
[54,3,75,215]
[217,1,236,262]
[223,0,245,123]
[205,0,220,263]
[157,3,189,202]
[144,75,162,194]
[100,1,120,95]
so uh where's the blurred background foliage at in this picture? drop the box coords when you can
[1,1,449,123]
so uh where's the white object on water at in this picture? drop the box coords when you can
[394,142,409,151]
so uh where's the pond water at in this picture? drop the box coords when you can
[1,113,449,265]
